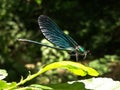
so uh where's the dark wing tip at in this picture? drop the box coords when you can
[38,15,50,28]
[39,15,45,17]
[38,15,48,21]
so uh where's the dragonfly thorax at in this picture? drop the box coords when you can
[76,46,85,53]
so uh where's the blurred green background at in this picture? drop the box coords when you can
[0,0,120,84]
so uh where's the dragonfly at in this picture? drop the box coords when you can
[18,15,89,61]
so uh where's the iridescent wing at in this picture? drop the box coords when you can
[38,15,78,51]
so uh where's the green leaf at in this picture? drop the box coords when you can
[0,80,16,90]
[86,67,100,76]
[47,82,86,90]
[7,61,99,89]
[0,80,8,89]
[30,82,86,90]
[42,61,99,76]
[0,69,8,80]
[14,77,120,90]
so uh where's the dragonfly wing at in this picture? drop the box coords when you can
[38,15,78,50]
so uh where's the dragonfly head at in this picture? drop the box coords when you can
[76,46,90,59]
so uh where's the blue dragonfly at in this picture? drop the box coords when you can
[18,15,89,61]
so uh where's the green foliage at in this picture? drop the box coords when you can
[0,61,99,89]
[88,55,120,75]
[46,82,86,90]
[0,69,120,90]
[0,80,16,90]
[40,61,99,76]
[0,0,42,82]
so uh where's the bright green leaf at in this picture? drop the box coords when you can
[87,67,99,76]
[0,80,16,90]
[0,80,8,89]
[41,61,99,76]
[69,69,87,76]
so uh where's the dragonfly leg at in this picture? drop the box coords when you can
[75,52,79,61]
